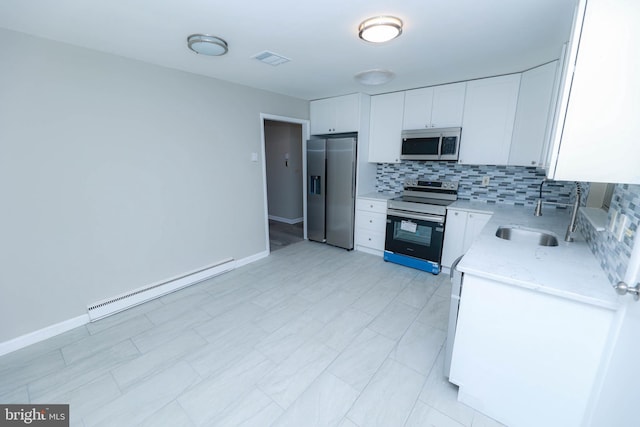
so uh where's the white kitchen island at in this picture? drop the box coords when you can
[447,202,620,427]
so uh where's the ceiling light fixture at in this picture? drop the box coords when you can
[354,69,395,86]
[187,34,228,56]
[358,16,403,43]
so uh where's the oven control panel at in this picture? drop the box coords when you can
[403,179,459,191]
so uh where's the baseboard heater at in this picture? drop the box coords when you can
[86,257,234,321]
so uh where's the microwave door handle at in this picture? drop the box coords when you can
[437,136,443,159]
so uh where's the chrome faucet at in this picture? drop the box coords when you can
[534,180,582,242]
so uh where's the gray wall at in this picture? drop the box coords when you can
[0,29,309,342]
[264,120,303,222]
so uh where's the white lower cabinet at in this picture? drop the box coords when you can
[355,198,387,256]
[449,274,614,427]
[441,208,492,268]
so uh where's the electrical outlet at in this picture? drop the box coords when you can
[481,176,490,187]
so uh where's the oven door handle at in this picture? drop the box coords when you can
[387,209,445,224]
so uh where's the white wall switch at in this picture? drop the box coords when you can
[251,152,258,162]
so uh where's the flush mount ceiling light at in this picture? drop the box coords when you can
[187,34,228,56]
[354,69,395,86]
[358,16,403,43]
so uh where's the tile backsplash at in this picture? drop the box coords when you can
[579,184,640,285]
[376,161,640,287]
[376,162,580,207]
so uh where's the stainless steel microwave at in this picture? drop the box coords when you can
[400,127,462,161]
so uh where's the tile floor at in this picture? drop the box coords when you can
[268,220,304,252]
[0,241,506,427]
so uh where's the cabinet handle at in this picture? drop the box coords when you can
[370,204,373,208]
[531,161,537,165]
[454,212,459,216]
[369,220,373,223]
[368,238,372,241]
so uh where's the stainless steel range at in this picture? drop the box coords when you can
[384,179,459,274]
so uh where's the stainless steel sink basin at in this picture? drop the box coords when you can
[495,226,559,247]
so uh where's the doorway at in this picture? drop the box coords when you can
[260,115,310,252]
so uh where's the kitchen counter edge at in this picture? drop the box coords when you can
[450,200,620,310]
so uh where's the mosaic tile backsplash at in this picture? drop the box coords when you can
[376,162,581,207]
[579,184,640,285]
[376,161,640,287]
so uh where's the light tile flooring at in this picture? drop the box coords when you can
[0,242,506,427]
[268,220,304,252]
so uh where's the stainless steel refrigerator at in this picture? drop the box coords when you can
[307,136,357,250]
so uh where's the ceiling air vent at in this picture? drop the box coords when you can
[252,51,291,66]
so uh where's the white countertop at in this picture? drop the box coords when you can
[450,201,620,310]
[358,192,397,201]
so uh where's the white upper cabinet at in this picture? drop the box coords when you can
[310,93,360,135]
[459,74,521,165]
[508,61,559,167]
[546,0,640,184]
[402,82,466,130]
[403,88,433,130]
[368,92,405,163]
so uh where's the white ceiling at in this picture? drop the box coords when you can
[0,0,577,101]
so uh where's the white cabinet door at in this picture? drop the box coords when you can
[310,98,334,135]
[441,209,468,268]
[459,74,521,165]
[333,94,360,133]
[442,209,492,269]
[310,94,360,135]
[402,83,466,130]
[509,61,558,167]
[431,82,466,128]
[368,92,404,163]
[402,87,433,130]
[355,197,388,256]
[462,212,492,252]
[546,0,640,184]
[450,275,614,427]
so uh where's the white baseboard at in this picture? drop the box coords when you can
[86,257,235,321]
[0,314,89,357]
[355,245,384,257]
[235,250,269,268]
[0,249,272,357]
[268,215,303,225]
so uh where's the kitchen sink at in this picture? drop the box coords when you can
[495,226,559,247]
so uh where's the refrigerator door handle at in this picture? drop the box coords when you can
[351,161,355,199]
